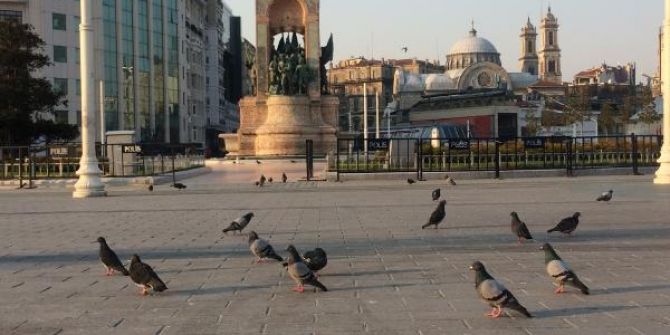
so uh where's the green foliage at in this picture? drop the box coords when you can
[598,103,615,135]
[0,21,66,144]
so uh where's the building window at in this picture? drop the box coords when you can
[548,60,556,73]
[73,16,80,32]
[52,13,67,31]
[76,111,82,126]
[54,78,68,95]
[53,46,67,63]
[548,32,554,46]
[74,48,80,64]
[527,40,533,53]
[76,79,81,96]
[54,110,69,124]
[0,10,22,23]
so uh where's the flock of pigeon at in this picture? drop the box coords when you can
[97,175,616,319]
[95,209,329,296]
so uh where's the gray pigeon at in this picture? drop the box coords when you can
[597,190,613,202]
[248,231,283,263]
[96,237,129,276]
[541,243,589,295]
[129,254,167,296]
[259,175,266,187]
[422,200,446,229]
[282,172,288,183]
[547,212,581,235]
[286,245,327,293]
[469,261,532,318]
[510,212,533,244]
[407,178,416,185]
[222,212,254,234]
[445,175,457,185]
[171,182,186,190]
[432,188,441,201]
[303,248,327,274]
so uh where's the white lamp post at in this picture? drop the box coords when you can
[656,0,670,184]
[73,0,106,198]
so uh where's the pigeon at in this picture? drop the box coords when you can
[469,261,532,318]
[596,190,613,202]
[282,172,288,183]
[432,188,441,201]
[268,177,274,183]
[401,46,408,53]
[171,182,186,190]
[248,231,283,263]
[285,245,327,293]
[222,212,254,235]
[510,212,533,244]
[445,175,457,186]
[290,160,297,163]
[547,212,581,236]
[96,237,129,276]
[256,160,262,165]
[259,175,267,187]
[302,248,328,274]
[129,254,167,296]
[422,200,447,229]
[407,178,416,185]
[148,185,154,192]
[541,243,590,295]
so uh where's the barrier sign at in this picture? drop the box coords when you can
[122,145,142,154]
[523,137,546,149]
[49,146,69,157]
[449,139,470,150]
[368,139,390,151]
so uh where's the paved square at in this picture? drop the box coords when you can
[1,173,670,335]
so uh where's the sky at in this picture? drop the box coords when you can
[225,0,664,81]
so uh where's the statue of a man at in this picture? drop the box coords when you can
[268,56,278,94]
[296,57,310,95]
[287,51,299,95]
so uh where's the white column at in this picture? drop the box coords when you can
[375,91,380,139]
[656,0,670,184]
[363,83,368,152]
[73,0,107,198]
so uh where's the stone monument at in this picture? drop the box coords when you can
[229,0,338,157]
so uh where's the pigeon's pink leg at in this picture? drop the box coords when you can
[140,287,149,296]
[554,285,566,294]
[486,306,502,318]
[292,285,305,293]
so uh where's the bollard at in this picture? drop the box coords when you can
[632,133,640,175]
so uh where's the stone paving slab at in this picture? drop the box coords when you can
[0,173,669,334]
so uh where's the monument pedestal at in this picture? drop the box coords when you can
[236,95,337,157]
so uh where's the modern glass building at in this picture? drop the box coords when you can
[0,0,239,146]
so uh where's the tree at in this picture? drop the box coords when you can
[0,21,68,145]
[524,109,540,136]
[565,93,592,135]
[638,104,661,135]
[598,103,615,135]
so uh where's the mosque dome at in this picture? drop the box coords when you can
[446,27,501,71]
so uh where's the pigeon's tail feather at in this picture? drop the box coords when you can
[119,267,130,276]
[150,279,167,292]
[421,222,433,229]
[268,252,283,262]
[572,277,590,295]
[307,277,328,292]
[510,303,532,318]
[547,227,558,233]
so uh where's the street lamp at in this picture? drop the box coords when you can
[73,0,106,198]
[656,0,670,184]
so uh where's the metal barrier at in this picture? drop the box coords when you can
[334,134,663,178]
[0,143,205,180]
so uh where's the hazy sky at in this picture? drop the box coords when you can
[225,0,663,81]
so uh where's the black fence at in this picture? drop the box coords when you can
[334,134,663,178]
[0,143,205,181]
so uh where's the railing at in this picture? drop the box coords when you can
[334,134,663,178]
[0,143,205,181]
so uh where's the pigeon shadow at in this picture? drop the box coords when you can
[593,284,670,295]
[532,305,638,318]
[325,268,422,277]
[170,284,270,296]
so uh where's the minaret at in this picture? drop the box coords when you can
[519,18,538,75]
[539,6,562,83]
